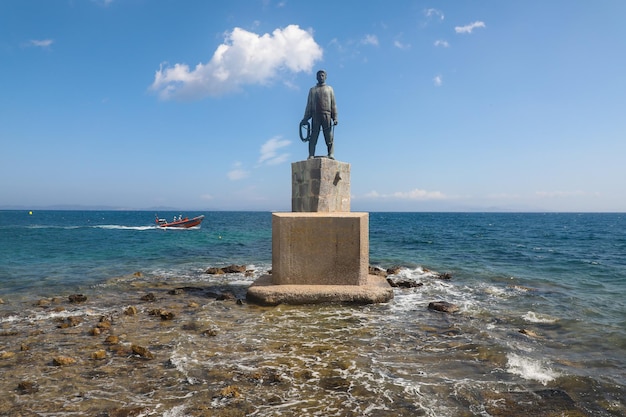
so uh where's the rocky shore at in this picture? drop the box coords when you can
[0,265,618,416]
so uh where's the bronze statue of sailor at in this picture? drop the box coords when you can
[300,70,338,160]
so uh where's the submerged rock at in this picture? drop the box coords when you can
[91,349,107,360]
[218,385,241,398]
[36,298,52,307]
[141,293,157,302]
[52,356,76,366]
[428,301,460,313]
[435,272,453,280]
[0,351,16,359]
[368,266,387,277]
[386,266,403,275]
[519,328,539,337]
[148,309,175,320]
[205,264,247,275]
[17,381,38,394]
[106,406,147,416]
[131,344,154,359]
[57,315,82,328]
[68,294,87,303]
[222,264,247,274]
[124,306,138,315]
[386,277,423,288]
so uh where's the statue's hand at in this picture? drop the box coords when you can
[333,119,338,126]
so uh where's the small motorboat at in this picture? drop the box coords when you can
[155,214,204,228]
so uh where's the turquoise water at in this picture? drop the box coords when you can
[0,211,272,296]
[0,210,624,416]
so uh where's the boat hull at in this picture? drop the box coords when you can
[156,215,204,228]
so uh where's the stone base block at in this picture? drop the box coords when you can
[292,158,350,212]
[246,274,394,306]
[272,212,368,286]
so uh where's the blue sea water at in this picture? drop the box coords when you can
[0,210,624,416]
[0,211,272,296]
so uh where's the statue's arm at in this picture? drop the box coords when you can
[331,88,338,124]
[302,89,313,122]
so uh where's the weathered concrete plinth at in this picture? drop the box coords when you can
[272,212,368,286]
[247,274,393,306]
[246,157,393,305]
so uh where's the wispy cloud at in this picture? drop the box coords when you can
[258,136,291,165]
[227,162,249,181]
[434,39,449,48]
[365,188,447,200]
[29,39,54,48]
[150,25,322,100]
[393,40,411,50]
[424,8,444,21]
[433,75,443,87]
[455,21,486,34]
[91,0,114,7]
[360,34,379,46]
[535,190,587,198]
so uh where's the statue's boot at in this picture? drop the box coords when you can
[327,141,334,160]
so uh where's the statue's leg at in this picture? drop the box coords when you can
[322,114,334,159]
[309,117,322,159]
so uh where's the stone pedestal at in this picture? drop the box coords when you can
[292,159,350,212]
[272,212,368,285]
[246,157,393,305]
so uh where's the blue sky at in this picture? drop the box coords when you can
[1,0,625,212]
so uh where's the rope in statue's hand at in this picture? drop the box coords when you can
[299,120,310,142]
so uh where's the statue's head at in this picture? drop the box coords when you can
[316,70,327,84]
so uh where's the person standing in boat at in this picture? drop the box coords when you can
[301,69,338,160]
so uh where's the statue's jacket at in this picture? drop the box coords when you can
[304,83,337,121]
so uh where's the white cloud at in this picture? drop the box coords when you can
[393,40,411,50]
[228,162,249,181]
[150,25,323,100]
[455,21,486,34]
[486,193,521,200]
[365,188,447,200]
[433,75,443,86]
[393,189,446,200]
[424,8,444,21]
[29,39,53,48]
[258,136,291,165]
[434,40,449,48]
[361,34,379,46]
[91,0,114,6]
[535,190,587,198]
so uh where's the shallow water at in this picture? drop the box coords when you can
[0,269,623,416]
[0,211,624,416]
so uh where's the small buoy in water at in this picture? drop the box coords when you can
[218,236,222,239]
[29,211,33,215]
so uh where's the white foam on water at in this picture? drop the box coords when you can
[169,350,201,385]
[506,353,559,385]
[522,311,558,323]
[94,225,156,231]
[387,267,485,316]
[162,404,187,417]
[483,285,508,297]
[0,314,18,324]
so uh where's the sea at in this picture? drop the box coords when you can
[0,210,624,416]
